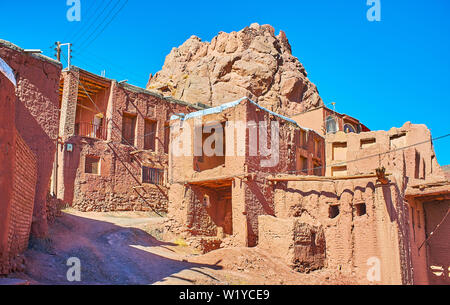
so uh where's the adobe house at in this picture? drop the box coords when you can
[0,40,62,239]
[168,97,325,251]
[264,122,449,284]
[56,67,205,213]
[291,105,370,136]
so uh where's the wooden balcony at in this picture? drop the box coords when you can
[75,122,107,140]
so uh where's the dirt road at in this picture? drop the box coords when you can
[12,210,352,285]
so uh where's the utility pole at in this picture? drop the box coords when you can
[54,41,61,62]
[54,42,72,69]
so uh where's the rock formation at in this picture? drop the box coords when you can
[147,23,323,116]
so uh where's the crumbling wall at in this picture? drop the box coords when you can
[258,215,326,272]
[325,122,446,182]
[168,98,316,248]
[273,178,408,284]
[0,40,62,238]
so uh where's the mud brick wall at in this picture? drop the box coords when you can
[59,80,198,213]
[0,130,37,275]
[0,68,17,274]
[0,40,62,238]
[258,215,326,273]
[273,177,414,284]
[8,132,38,255]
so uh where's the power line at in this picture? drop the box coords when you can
[73,50,146,84]
[62,51,450,177]
[64,0,105,43]
[287,133,450,175]
[70,0,113,46]
[78,0,129,50]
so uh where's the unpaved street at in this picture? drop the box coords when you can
[12,210,352,285]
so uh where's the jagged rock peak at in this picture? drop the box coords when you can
[147,23,323,116]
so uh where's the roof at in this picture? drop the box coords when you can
[119,82,205,110]
[170,97,322,137]
[0,39,62,67]
[70,66,206,111]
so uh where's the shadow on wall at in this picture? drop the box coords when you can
[245,180,275,247]
[14,98,55,237]
[381,184,398,223]
[25,212,222,285]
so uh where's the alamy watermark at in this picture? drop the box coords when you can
[171,118,280,168]
[366,257,381,282]
[367,0,381,22]
[66,0,81,22]
[66,257,81,282]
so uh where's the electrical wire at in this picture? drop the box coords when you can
[61,53,450,178]
[77,0,129,51]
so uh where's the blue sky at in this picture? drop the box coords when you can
[0,0,449,165]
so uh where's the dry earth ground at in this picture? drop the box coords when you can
[8,210,357,285]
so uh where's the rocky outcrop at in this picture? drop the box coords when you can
[147,23,323,116]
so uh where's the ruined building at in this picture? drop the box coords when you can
[168,97,325,251]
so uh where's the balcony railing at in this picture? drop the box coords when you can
[75,122,107,140]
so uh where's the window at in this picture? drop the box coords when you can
[300,156,308,174]
[194,122,226,172]
[300,130,307,148]
[361,138,376,149]
[122,113,137,145]
[331,166,348,177]
[389,133,406,149]
[329,204,340,219]
[332,142,347,161]
[144,119,157,151]
[313,161,322,176]
[344,124,355,134]
[85,156,100,175]
[314,139,322,158]
[355,203,366,216]
[326,116,338,134]
[164,122,170,154]
[142,167,164,185]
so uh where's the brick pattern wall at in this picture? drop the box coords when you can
[8,131,37,255]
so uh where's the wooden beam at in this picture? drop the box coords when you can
[175,173,249,185]
[76,103,100,114]
[267,173,391,182]
[411,181,449,189]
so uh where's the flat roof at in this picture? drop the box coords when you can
[170,97,323,137]
[66,66,206,111]
[0,39,62,67]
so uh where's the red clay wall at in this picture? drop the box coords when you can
[273,177,410,284]
[423,199,450,285]
[0,70,17,274]
[168,99,321,247]
[8,132,38,257]
[0,40,62,238]
[59,77,197,212]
